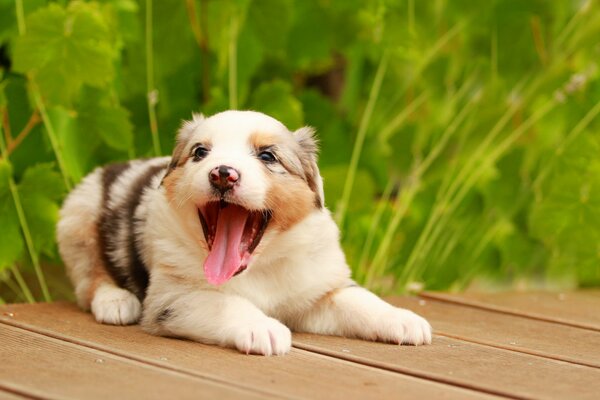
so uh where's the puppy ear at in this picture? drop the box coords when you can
[163,113,204,180]
[294,126,324,208]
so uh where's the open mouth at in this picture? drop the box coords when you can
[198,200,271,285]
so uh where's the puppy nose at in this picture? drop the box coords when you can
[209,165,240,192]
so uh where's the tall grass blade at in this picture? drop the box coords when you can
[336,50,389,227]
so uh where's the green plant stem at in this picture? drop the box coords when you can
[336,50,389,227]
[145,0,161,156]
[185,0,211,103]
[0,111,51,302]
[418,22,464,72]
[408,0,414,34]
[554,2,587,50]
[533,99,600,197]
[399,98,556,288]
[396,77,534,287]
[378,92,428,142]
[14,2,72,190]
[228,14,239,110]
[30,86,72,190]
[367,86,477,286]
[379,22,463,127]
[10,265,35,303]
[491,26,498,82]
[15,0,25,35]
[365,185,417,288]
[357,178,394,283]
[454,190,529,290]
[8,175,51,302]
[3,270,23,299]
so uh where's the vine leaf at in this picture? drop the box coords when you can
[77,88,133,152]
[18,163,66,257]
[13,2,116,106]
[251,80,303,129]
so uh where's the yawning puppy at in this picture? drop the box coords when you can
[57,110,431,355]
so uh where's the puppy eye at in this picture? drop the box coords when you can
[192,145,209,161]
[258,150,277,163]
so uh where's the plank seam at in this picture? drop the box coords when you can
[432,331,600,369]
[0,319,294,400]
[0,382,45,400]
[1,311,512,400]
[292,341,526,400]
[419,292,600,332]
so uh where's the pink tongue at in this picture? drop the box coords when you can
[203,205,249,285]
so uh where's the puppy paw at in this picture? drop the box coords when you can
[234,317,292,356]
[376,308,432,346]
[91,285,141,325]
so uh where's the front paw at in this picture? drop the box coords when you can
[234,317,292,356]
[376,308,432,345]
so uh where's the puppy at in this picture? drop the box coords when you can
[57,110,431,355]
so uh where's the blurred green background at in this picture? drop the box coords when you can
[1,0,599,303]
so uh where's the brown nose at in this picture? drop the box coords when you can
[209,165,240,193]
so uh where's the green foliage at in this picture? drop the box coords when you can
[530,134,600,286]
[1,0,600,301]
[0,161,63,271]
[0,161,23,272]
[13,2,117,106]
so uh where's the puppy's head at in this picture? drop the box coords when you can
[162,110,324,285]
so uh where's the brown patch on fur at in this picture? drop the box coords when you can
[86,265,115,307]
[163,114,204,181]
[162,168,184,205]
[82,223,117,308]
[294,127,323,208]
[249,131,279,150]
[266,173,315,231]
[251,129,323,209]
[315,288,343,307]
[163,150,189,182]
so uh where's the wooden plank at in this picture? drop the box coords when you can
[0,324,260,400]
[292,296,600,400]
[0,303,496,400]
[421,291,600,331]
[293,334,600,400]
[387,297,600,369]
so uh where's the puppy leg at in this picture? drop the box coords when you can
[293,286,432,345]
[142,289,291,356]
[91,282,142,325]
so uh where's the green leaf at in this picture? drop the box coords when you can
[77,88,133,151]
[0,161,24,271]
[250,80,303,129]
[13,2,117,106]
[48,106,97,183]
[480,150,528,215]
[247,0,291,51]
[529,135,600,281]
[0,0,46,42]
[286,1,333,70]
[18,163,66,256]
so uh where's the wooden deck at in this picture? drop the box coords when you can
[1,291,599,399]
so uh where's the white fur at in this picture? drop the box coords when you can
[59,110,432,356]
[91,283,142,325]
